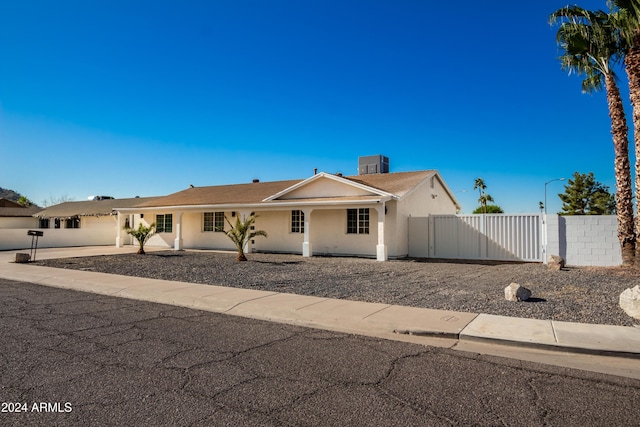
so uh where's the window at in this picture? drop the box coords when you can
[203,212,214,231]
[347,208,369,234]
[54,218,61,229]
[215,212,224,231]
[65,217,80,229]
[156,214,173,233]
[204,212,225,232]
[39,218,49,229]
[291,210,304,233]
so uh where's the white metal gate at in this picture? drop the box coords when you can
[409,214,542,262]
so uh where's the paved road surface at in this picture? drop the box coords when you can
[1,279,640,426]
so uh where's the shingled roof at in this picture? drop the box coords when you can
[35,197,158,218]
[132,171,437,209]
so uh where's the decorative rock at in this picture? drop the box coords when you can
[548,255,565,271]
[619,285,640,320]
[504,282,531,302]
[14,253,30,263]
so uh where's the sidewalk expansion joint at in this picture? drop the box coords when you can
[361,305,392,320]
[224,292,280,313]
[293,298,330,311]
[551,321,559,344]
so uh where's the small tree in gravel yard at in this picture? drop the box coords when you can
[124,222,156,255]
[219,214,267,261]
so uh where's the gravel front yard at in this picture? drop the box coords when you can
[34,250,640,327]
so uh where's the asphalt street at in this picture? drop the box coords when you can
[1,278,640,426]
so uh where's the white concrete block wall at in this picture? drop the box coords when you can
[546,215,622,267]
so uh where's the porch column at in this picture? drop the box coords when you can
[375,204,387,261]
[174,211,183,250]
[115,211,123,248]
[302,208,313,257]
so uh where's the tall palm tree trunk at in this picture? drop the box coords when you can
[625,39,640,267]
[605,73,635,265]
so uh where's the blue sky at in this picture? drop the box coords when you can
[0,0,621,213]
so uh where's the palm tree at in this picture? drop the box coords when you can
[479,193,494,212]
[124,222,156,254]
[219,213,267,261]
[473,178,487,213]
[550,5,636,265]
[609,0,640,265]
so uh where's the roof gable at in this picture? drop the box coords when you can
[265,172,393,201]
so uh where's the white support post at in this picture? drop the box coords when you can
[302,208,313,257]
[174,212,183,250]
[376,204,387,261]
[542,213,548,263]
[115,211,123,248]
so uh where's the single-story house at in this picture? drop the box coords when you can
[0,198,41,229]
[115,166,460,261]
[32,197,158,248]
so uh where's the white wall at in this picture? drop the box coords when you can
[554,215,621,267]
[252,210,303,253]
[166,208,383,257]
[181,211,243,251]
[408,213,623,267]
[0,217,117,250]
[396,176,458,257]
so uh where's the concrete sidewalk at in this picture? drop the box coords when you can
[2,246,640,378]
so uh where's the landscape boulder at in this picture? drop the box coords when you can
[504,282,531,302]
[619,285,640,320]
[547,255,565,271]
[14,253,30,263]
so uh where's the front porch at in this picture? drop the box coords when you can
[115,203,391,261]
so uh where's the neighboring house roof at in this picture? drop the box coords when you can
[0,205,42,217]
[123,170,460,210]
[0,198,42,217]
[0,198,22,208]
[35,197,158,218]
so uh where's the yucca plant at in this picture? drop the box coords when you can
[124,222,156,255]
[218,214,267,261]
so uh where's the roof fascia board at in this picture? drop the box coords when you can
[115,197,392,213]
[263,172,396,202]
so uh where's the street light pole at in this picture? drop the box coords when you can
[544,178,566,214]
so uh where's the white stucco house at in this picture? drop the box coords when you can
[27,197,158,249]
[115,166,460,261]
